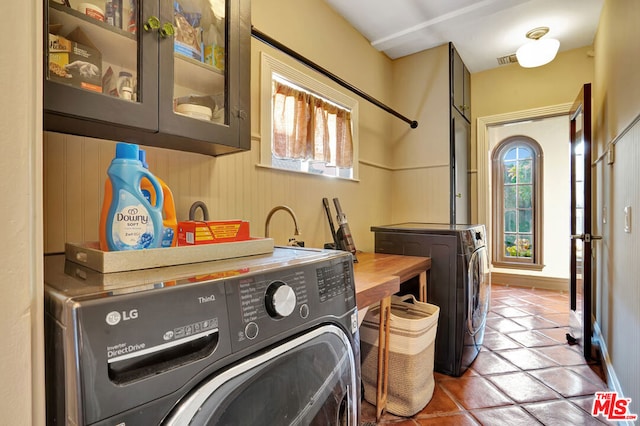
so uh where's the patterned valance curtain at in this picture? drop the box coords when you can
[272,80,353,168]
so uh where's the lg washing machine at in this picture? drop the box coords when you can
[44,247,360,425]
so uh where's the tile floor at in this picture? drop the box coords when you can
[360,284,614,425]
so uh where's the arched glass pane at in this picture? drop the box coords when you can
[518,209,532,233]
[519,160,532,183]
[505,234,516,257]
[504,148,518,161]
[504,186,516,209]
[517,186,532,208]
[504,211,516,232]
[517,146,533,159]
[517,235,533,258]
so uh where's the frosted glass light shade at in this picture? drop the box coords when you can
[516,38,560,68]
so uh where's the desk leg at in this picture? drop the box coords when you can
[376,296,391,421]
[418,270,427,302]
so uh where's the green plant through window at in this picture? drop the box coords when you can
[503,146,533,258]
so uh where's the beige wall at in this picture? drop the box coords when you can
[2,0,45,423]
[591,0,640,408]
[389,44,451,224]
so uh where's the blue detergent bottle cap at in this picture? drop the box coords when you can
[115,142,139,160]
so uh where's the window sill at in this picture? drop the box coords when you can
[255,163,360,182]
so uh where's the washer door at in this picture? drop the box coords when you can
[164,325,357,426]
[467,246,490,336]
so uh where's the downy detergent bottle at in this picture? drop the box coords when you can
[138,149,178,247]
[99,142,164,251]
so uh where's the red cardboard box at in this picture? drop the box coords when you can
[178,220,250,246]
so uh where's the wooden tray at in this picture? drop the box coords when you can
[65,238,274,273]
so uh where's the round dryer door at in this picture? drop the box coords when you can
[467,246,490,336]
[164,325,358,426]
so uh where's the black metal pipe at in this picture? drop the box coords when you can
[251,26,418,129]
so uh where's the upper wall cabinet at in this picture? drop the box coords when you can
[451,44,470,122]
[44,0,250,156]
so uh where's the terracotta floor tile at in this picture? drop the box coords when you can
[468,350,520,375]
[374,418,419,426]
[511,315,561,330]
[523,399,608,425]
[540,312,570,327]
[535,327,571,343]
[511,304,558,316]
[487,372,560,403]
[417,383,462,416]
[438,376,513,410]
[414,412,479,425]
[543,302,570,313]
[491,297,531,308]
[495,347,559,370]
[529,367,606,398]
[481,332,521,351]
[568,364,608,386]
[491,306,531,318]
[470,405,540,425]
[505,330,562,347]
[534,345,589,366]
[485,317,528,333]
[360,399,406,423]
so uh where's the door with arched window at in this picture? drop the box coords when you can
[492,137,543,269]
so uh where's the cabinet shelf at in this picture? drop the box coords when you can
[174,53,224,96]
[48,1,137,73]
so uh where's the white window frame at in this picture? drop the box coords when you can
[259,52,359,180]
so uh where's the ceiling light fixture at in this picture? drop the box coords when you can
[516,27,560,68]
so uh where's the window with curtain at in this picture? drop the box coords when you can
[260,53,359,180]
[492,137,543,269]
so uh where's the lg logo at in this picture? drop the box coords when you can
[106,309,139,326]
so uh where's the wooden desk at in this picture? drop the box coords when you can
[353,252,431,420]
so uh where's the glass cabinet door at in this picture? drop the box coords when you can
[158,0,250,151]
[45,0,159,131]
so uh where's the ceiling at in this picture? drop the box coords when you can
[322,0,604,72]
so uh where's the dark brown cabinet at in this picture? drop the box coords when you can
[44,0,250,156]
[449,43,470,224]
[451,44,470,121]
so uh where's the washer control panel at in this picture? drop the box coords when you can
[227,256,355,352]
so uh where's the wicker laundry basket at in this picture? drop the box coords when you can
[360,294,439,417]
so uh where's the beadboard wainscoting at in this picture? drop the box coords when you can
[43,132,395,254]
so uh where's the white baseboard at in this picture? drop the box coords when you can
[592,321,635,426]
[490,272,568,292]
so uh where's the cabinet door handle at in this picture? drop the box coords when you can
[143,16,161,32]
[160,22,176,38]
